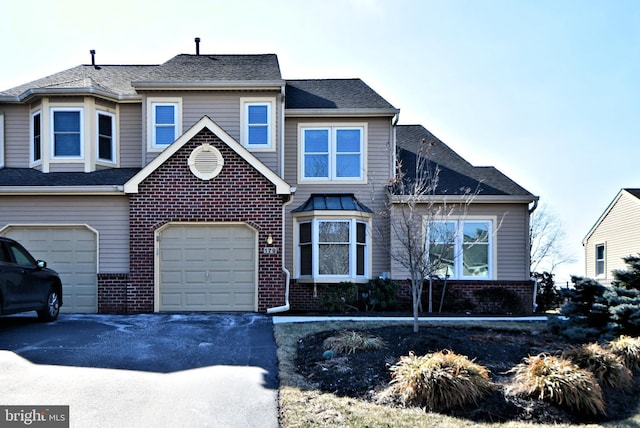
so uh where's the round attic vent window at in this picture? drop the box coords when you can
[188,143,224,180]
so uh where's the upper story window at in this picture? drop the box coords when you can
[0,113,4,168]
[595,243,605,276]
[300,125,365,182]
[97,111,115,163]
[427,219,493,279]
[148,98,182,150]
[241,98,275,151]
[31,111,41,163]
[51,108,83,158]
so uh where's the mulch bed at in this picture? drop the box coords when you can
[295,325,640,424]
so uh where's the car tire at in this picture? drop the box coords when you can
[37,288,60,322]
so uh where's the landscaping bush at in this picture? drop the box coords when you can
[358,278,398,311]
[562,343,633,391]
[319,282,359,312]
[385,350,494,411]
[507,353,605,416]
[531,271,562,312]
[473,287,525,314]
[607,335,640,370]
[322,330,385,355]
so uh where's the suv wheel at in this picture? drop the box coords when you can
[37,289,60,322]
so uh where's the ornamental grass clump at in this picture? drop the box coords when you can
[507,353,605,416]
[607,335,640,370]
[385,350,494,411]
[322,330,385,355]
[562,343,633,392]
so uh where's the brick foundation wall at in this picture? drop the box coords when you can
[289,279,535,314]
[127,128,286,313]
[97,273,129,314]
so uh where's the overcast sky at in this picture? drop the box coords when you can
[2,0,639,283]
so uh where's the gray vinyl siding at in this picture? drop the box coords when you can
[1,104,30,167]
[584,191,640,284]
[119,103,143,167]
[143,91,281,172]
[283,117,394,277]
[0,195,130,273]
[389,203,531,281]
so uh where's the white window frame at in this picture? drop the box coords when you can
[30,110,42,165]
[240,98,275,151]
[426,218,495,280]
[0,113,4,168]
[50,107,84,159]
[595,243,605,277]
[147,98,182,151]
[96,111,116,164]
[298,123,366,183]
[295,216,370,282]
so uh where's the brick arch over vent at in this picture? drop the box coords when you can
[126,128,287,313]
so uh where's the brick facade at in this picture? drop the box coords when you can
[121,128,286,313]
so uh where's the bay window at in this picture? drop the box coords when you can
[31,111,41,163]
[300,125,364,181]
[97,111,115,163]
[427,219,493,279]
[51,108,83,158]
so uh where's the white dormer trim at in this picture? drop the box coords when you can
[125,115,292,195]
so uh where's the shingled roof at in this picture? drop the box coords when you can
[0,168,140,187]
[285,79,397,111]
[396,125,535,197]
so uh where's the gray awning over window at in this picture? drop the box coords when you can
[292,193,373,213]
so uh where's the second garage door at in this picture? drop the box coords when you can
[158,224,257,311]
[0,226,98,313]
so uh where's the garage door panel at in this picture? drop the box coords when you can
[159,224,256,312]
[1,227,98,313]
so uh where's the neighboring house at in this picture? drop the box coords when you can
[583,188,640,285]
[0,44,537,314]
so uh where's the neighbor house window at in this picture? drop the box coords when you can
[297,218,369,280]
[31,111,41,163]
[242,100,273,149]
[595,244,605,276]
[148,99,181,149]
[51,108,83,158]
[427,220,493,279]
[300,125,364,181]
[97,112,115,162]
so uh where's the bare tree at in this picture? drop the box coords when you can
[382,139,480,332]
[529,204,574,274]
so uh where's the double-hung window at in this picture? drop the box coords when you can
[31,111,42,163]
[595,244,605,276]
[427,220,493,279]
[149,99,181,149]
[97,112,115,163]
[51,108,83,158]
[301,125,364,181]
[242,101,273,149]
[297,218,369,280]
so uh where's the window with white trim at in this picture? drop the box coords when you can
[148,99,181,149]
[97,111,115,163]
[242,101,273,149]
[0,113,4,168]
[51,108,83,158]
[427,220,493,279]
[31,111,41,163]
[301,126,364,181]
[297,218,369,280]
[595,244,605,276]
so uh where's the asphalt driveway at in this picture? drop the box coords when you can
[0,312,279,428]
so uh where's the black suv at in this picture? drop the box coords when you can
[0,237,63,322]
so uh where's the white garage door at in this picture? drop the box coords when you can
[1,226,98,313]
[158,224,257,311]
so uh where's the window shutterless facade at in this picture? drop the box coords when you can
[427,219,493,279]
[31,111,41,163]
[240,98,275,151]
[51,108,83,158]
[595,244,605,276]
[296,218,369,281]
[148,98,182,150]
[300,125,365,181]
[97,111,115,163]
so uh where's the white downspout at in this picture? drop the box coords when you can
[268,84,293,314]
[531,276,539,313]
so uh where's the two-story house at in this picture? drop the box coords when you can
[0,45,538,314]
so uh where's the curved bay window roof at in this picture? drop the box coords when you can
[292,193,372,213]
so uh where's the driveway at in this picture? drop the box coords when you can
[0,313,279,428]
